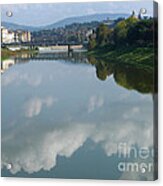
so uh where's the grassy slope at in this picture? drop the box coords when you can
[88,46,154,70]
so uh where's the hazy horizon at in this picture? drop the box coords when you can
[1,1,153,27]
[2,12,131,27]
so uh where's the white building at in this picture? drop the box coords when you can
[1,27,15,44]
[20,31,31,43]
[1,26,31,44]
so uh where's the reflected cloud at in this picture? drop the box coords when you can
[123,107,140,120]
[2,102,153,175]
[24,96,57,118]
[2,71,42,87]
[88,95,104,113]
[1,56,154,180]
[2,123,94,174]
[93,120,153,157]
[1,71,18,86]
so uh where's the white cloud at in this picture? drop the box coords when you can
[2,70,42,87]
[1,71,154,177]
[88,95,104,113]
[24,96,57,118]
[92,120,153,157]
[2,123,94,174]
[2,104,153,175]
[1,71,18,86]
[123,107,140,119]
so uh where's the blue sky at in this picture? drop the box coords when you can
[1,1,153,26]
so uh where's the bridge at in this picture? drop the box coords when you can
[38,45,85,53]
[2,42,86,53]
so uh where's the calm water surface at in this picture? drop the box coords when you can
[1,52,155,180]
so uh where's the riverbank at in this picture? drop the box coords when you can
[1,48,38,61]
[88,46,155,71]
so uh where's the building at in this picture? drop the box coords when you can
[131,10,137,18]
[86,29,93,38]
[130,10,150,20]
[1,26,31,44]
[22,31,31,42]
[16,30,31,43]
[1,27,15,44]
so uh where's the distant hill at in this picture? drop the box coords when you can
[2,13,129,31]
[1,22,41,32]
[45,13,129,29]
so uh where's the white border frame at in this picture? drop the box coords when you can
[0,0,162,185]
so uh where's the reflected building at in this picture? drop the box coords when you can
[1,59,15,73]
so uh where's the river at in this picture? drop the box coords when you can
[1,52,156,180]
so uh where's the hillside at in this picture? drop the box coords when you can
[46,13,129,29]
[1,13,129,31]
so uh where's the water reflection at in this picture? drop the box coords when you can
[1,52,155,180]
[2,53,154,94]
[88,56,154,94]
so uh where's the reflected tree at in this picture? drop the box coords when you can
[114,65,154,94]
[88,55,154,94]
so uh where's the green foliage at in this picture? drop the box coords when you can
[88,55,154,94]
[127,19,154,46]
[88,37,97,50]
[114,20,127,45]
[96,62,109,81]
[114,17,138,46]
[88,46,154,71]
[96,24,112,47]
[88,16,155,49]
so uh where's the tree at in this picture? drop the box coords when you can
[88,15,154,50]
[114,17,138,46]
[127,19,154,46]
[88,37,96,50]
[96,24,112,47]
